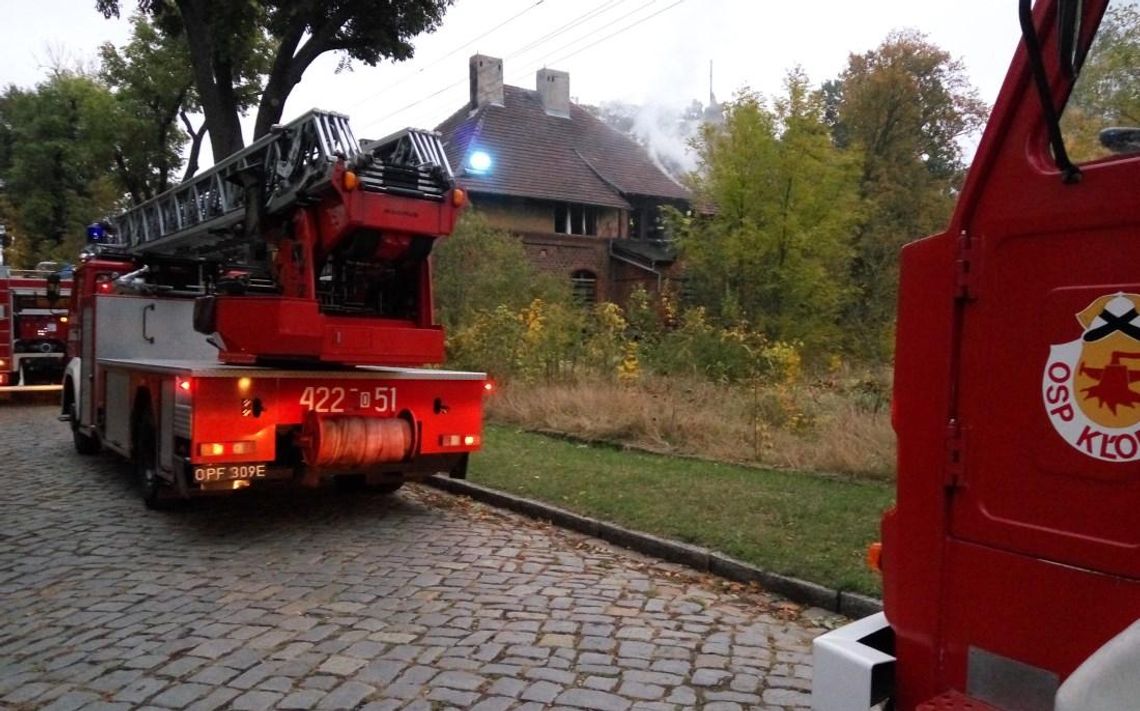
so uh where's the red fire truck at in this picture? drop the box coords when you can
[0,264,72,391]
[812,1,1139,709]
[62,111,487,507]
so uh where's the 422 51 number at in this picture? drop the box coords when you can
[299,385,397,413]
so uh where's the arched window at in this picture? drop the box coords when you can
[571,270,597,306]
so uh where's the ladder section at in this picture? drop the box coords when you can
[112,110,359,256]
[358,128,455,200]
[109,113,456,260]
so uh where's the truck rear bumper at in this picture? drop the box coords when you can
[812,611,895,711]
[0,384,63,393]
[173,451,467,497]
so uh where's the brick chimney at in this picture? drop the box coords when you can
[469,54,503,108]
[536,68,570,118]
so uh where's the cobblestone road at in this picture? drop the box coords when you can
[1,402,828,710]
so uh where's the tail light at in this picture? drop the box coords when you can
[440,434,480,448]
[198,441,256,457]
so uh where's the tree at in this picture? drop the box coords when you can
[829,31,987,357]
[99,13,268,194]
[99,16,193,203]
[96,0,453,161]
[432,212,566,332]
[0,73,122,265]
[680,71,861,352]
[1061,3,1140,162]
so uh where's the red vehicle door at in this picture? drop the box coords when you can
[948,2,1140,580]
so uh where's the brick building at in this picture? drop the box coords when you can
[435,55,691,305]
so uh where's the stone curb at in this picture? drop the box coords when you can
[424,475,883,618]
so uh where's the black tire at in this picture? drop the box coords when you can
[449,453,469,480]
[133,410,171,509]
[335,475,403,495]
[70,402,100,455]
[334,474,368,493]
[373,481,404,495]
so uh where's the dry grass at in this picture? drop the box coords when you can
[486,374,896,480]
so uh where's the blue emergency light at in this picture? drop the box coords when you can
[86,222,108,243]
[467,150,493,174]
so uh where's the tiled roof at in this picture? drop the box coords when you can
[436,86,690,209]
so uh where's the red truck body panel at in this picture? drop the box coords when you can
[207,297,445,366]
[884,0,1140,707]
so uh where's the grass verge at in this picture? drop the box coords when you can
[487,375,895,480]
[469,425,894,597]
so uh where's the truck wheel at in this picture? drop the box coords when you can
[449,453,469,480]
[373,481,404,495]
[70,403,100,455]
[335,475,403,495]
[134,413,171,509]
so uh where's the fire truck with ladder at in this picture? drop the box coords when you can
[812,0,1140,709]
[61,109,488,507]
[0,263,72,392]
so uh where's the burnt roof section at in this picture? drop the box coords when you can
[612,238,677,266]
[436,85,690,209]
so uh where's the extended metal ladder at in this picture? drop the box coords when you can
[108,110,453,258]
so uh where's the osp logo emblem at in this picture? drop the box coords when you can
[1044,292,1140,462]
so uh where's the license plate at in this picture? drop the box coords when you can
[299,385,398,414]
[193,463,269,483]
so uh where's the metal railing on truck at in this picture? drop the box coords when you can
[106,110,454,258]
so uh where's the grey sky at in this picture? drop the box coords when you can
[1,0,1023,166]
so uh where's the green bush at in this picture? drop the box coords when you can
[433,212,567,332]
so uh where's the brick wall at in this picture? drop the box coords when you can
[468,194,680,306]
[474,195,553,233]
[473,195,623,239]
[519,232,611,302]
[609,260,685,305]
[596,209,623,238]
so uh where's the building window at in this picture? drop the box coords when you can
[555,203,598,235]
[571,270,597,305]
[629,205,667,241]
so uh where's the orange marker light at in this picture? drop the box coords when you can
[452,188,467,207]
[483,380,495,393]
[343,170,359,191]
[866,541,883,573]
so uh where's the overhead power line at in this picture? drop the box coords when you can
[541,0,688,70]
[502,0,629,62]
[348,0,548,112]
[359,0,689,133]
[356,0,637,131]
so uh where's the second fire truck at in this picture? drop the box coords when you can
[0,264,72,392]
[62,111,487,507]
